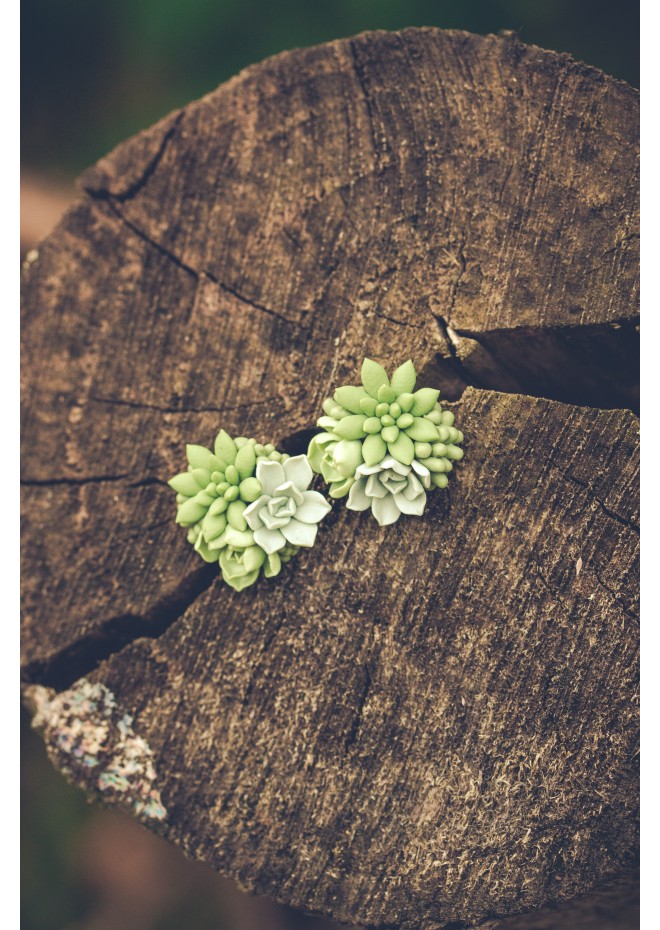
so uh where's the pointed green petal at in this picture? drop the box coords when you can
[410,388,440,416]
[223,568,260,591]
[201,513,227,541]
[329,476,354,498]
[405,417,440,442]
[168,472,201,496]
[214,429,237,464]
[239,477,262,502]
[377,383,397,403]
[208,496,229,516]
[390,359,416,394]
[176,499,207,525]
[192,490,215,507]
[358,396,377,416]
[227,500,248,531]
[191,468,211,488]
[397,392,414,412]
[264,552,282,578]
[362,433,387,466]
[387,432,415,465]
[207,454,224,473]
[360,358,390,398]
[186,444,214,470]
[381,425,399,444]
[194,536,221,562]
[334,414,367,440]
[235,442,256,480]
[334,385,368,414]
[363,416,382,434]
[243,544,267,573]
[424,457,448,473]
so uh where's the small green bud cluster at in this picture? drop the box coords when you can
[308,358,464,503]
[169,430,298,589]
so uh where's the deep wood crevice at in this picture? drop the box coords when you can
[21,562,218,691]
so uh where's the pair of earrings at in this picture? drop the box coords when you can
[169,358,464,590]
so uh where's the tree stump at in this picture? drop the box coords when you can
[21,28,639,930]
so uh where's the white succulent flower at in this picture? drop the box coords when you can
[244,455,331,554]
[346,455,431,526]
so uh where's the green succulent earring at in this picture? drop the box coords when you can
[308,358,464,526]
[169,431,331,590]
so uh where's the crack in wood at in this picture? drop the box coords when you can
[349,40,386,168]
[83,194,296,326]
[126,477,170,490]
[344,664,372,751]
[21,562,218,691]
[546,458,639,536]
[86,110,186,203]
[88,394,278,415]
[21,472,131,488]
[216,280,296,325]
[591,566,638,621]
[83,192,200,279]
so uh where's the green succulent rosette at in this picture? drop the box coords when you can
[308,359,464,524]
[169,431,330,590]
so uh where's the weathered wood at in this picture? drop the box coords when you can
[21,28,638,929]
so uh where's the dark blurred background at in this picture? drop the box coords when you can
[21,2,638,927]
[21,0,639,178]
[21,0,638,251]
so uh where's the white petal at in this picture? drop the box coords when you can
[282,455,313,491]
[355,462,383,477]
[244,494,270,530]
[346,479,371,511]
[253,525,286,554]
[295,491,332,524]
[411,459,431,487]
[395,489,427,515]
[281,518,318,547]
[256,461,286,496]
[403,474,424,500]
[365,474,387,499]
[371,494,401,526]
[275,480,304,506]
[385,456,410,476]
[260,506,290,530]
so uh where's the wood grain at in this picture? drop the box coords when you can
[21,28,639,928]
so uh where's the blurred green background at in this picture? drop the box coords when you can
[22,0,638,179]
[21,3,638,928]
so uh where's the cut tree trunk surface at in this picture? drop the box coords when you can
[21,28,639,930]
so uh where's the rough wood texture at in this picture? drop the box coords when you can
[21,28,639,929]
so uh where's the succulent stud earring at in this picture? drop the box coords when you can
[308,358,464,526]
[169,431,331,590]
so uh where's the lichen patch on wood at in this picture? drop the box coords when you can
[27,678,167,823]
